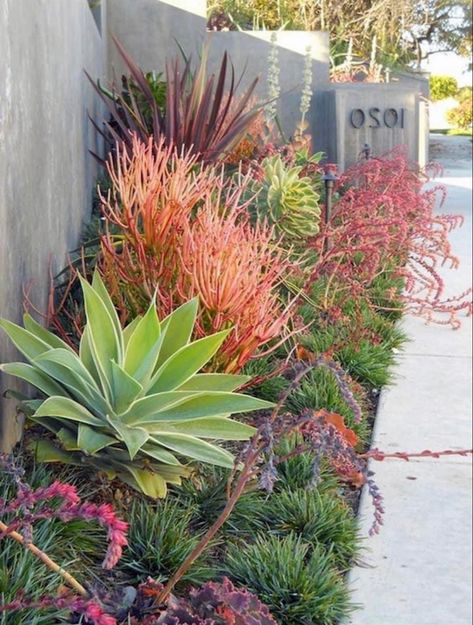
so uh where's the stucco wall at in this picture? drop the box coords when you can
[0,0,106,450]
[106,0,330,137]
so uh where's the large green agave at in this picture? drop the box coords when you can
[262,155,321,240]
[0,272,273,497]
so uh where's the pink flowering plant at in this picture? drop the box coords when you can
[0,454,126,624]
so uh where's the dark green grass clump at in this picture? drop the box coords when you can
[119,498,215,588]
[260,489,361,571]
[224,533,353,625]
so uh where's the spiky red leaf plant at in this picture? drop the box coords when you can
[88,36,261,163]
[310,148,472,327]
[99,136,297,372]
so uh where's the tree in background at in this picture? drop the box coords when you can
[429,74,458,100]
[404,0,473,65]
[207,0,472,69]
[447,90,473,128]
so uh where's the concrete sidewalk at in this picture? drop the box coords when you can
[347,135,472,625]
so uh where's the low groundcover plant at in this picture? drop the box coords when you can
[0,271,272,498]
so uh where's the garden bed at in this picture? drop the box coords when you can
[1,41,470,625]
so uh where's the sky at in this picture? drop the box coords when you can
[423,51,472,87]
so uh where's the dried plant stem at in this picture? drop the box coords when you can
[158,445,261,604]
[159,363,317,603]
[0,520,88,598]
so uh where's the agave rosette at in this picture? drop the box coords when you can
[263,155,321,240]
[0,272,272,497]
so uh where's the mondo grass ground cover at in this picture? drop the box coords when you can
[1,42,471,625]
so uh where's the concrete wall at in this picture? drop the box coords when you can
[106,0,330,137]
[0,0,106,451]
[312,84,428,170]
[390,69,430,99]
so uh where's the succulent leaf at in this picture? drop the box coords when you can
[0,270,271,497]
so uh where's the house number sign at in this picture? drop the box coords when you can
[349,107,405,129]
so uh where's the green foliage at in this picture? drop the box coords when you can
[0,524,71,625]
[208,0,289,30]
[457,85,473,103]
[241,356,289,403]
[447,95,473,129]
[255,155,322,240]
[337,341,396,388]
[0,271,273,498]
[119,498,215,587]
[0,464,103,625]
[274,435,341,493]
[178,466,268,537]
[286,368,369,441]
[260,490,360,571]
[430,75,459,101]
[224,534,353,625]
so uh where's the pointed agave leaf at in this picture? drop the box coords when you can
[79,325,102,386]
[177,373,251,392]
[19,399,45,417]
[152,433,235,468]
[140,445,182,466]
[34,397,103,426]
[108,418,149,460]
[23,314,72,351]
[119,391,201,424]
[79,276,121,396]
[33,350,109,418]
[34,348,100,391]
[0,362,68,398]
[77,424,117,454]
[149,417,256,440]
[147,463,190,485]
[118,465,168,498]
[0,319,51,361]
[110,361,143,414]
[124,300,161,383]
[156,298,198,370]
[92,270,124,352]
[57,427,81,451]
[149,329,231,394]
[29,439,83,465]
[135,391,273,425]
[123,315,143,348]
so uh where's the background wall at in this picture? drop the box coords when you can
[106,0,330,137]
[0,0,106,450]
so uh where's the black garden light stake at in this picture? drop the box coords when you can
[362,143,371,160]
[322,167,338,253]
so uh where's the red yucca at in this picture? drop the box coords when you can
[310,148,472,327]
[100,136,296,372]
[88,36,261,162]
